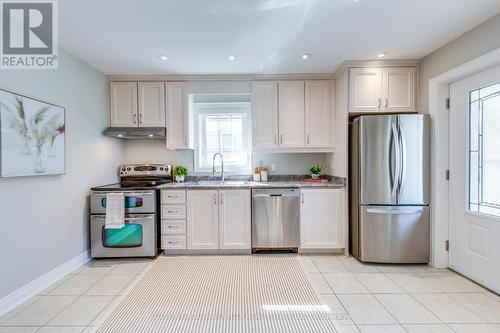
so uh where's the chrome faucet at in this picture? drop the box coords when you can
[212,153,225,181]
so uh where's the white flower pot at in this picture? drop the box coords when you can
[311,174,320,180]
[175,175,185,183]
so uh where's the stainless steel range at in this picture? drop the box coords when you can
[90,164,172,258]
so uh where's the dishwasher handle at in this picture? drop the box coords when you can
[253,193,298,198]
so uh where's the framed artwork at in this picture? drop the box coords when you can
[0,89,65,177]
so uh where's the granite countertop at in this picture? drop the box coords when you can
[157,175,346,190]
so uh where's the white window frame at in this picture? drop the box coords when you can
[193,102,252,174]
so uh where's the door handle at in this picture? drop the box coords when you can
[306,134,310,145]
[378,98,381,109]
[301,192,304,204]
[396,122,405,196]
[385,98,388,108]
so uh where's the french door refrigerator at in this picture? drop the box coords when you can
[349,114,430,263]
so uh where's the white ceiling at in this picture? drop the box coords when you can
[59,0,500,75]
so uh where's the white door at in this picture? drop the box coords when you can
[300,189,343,249]
[382,67,416,112]
[109,82,138,127]
[349,68,382,112]
[138,82,165,127]
[278,81,305,148]
[219,190,251,249]
[251,81,279,149]
[187,190,219,249]
[305,80,332,148]
[449,65,500,293]
[166,82,190,149]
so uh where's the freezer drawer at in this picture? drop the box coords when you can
[358,205,430,263]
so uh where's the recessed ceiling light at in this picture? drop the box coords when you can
[159,55,168,61]
[301,53,311,60]
[377,52,388,58]
[228,55,237,61]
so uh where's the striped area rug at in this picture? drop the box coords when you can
[95,256,337,333]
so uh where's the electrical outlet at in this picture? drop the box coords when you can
[271,163,277,172]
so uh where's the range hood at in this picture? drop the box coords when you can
[103,127,166,139]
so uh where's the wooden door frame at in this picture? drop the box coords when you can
[428,47,500,268]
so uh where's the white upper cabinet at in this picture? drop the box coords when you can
[300,188,343,249]
[251,81,279,149]
[349,67,417,113]
[278,81,305,148]
[305,80,333,148]
[219,190,251,250]
[166,82,190,149]
[187,190,219,249]
[110,82,138,127]
[349,68,383,112]
[382,67,416,112]
[138,82,165,127]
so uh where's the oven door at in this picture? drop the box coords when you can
[90,191,156,214]
[90,214,157,258]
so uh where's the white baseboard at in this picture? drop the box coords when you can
[0,250,91,317]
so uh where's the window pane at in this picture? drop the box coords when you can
[195,103,250,172]
[469,84,500,217]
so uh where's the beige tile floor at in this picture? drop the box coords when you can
[1,255,500,333]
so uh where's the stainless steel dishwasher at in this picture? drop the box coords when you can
[252,188,300,252]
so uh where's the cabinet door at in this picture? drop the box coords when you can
[138,82,165,127]
[382,67,416,112]
[166,82,190,149]
[219,190,251,250]
[252,81,278,149]
[187,190,219,249]
[305,80,333,147]
[109,82,138,127]
[349,68,382,112]
[278,81,305,148]
[300,189,343,249]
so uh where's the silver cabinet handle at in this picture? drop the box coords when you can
[133,113,137,124]
[273,135,277,145]
[385,98,388,108]
[220,193,223,205]
[213,193,217,205]
[139,113,143,124]
[167,210,179,213]
[306,134,310,145]
[280,135,283,144]
[301,192,304,204]
[167,240,179,244]
[167,195,178,198]
[377,98,381,109]
[184,134,187,145]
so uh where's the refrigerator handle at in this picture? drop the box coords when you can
[396,122,405,196]
[391,121,400,202]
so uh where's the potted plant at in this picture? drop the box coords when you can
[309,164,324,180]
[173,165,188,183]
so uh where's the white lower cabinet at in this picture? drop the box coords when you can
[300,188,343,249]
[187,190,219,249]
[219,190,251,249]
[186,189,251,251]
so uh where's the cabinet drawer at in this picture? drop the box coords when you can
[161,190,186,204]
[161,235,186,249]
[161,220,186,235]
[161,205,186,219]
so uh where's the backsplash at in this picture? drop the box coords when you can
[123,140,328,175]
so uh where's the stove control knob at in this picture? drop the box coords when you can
[127,167,131,171]
[160,167,164,171]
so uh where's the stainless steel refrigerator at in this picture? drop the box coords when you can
[349,114,430,263]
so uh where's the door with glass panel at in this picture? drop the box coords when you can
[449,65,500,293]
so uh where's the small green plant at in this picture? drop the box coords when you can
[173,165,188,176]
[310,164,324,175]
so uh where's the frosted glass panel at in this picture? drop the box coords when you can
[469,83,500,217]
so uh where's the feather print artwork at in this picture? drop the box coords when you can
[0,89,65,177]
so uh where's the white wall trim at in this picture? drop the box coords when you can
[428,47,500,268]
[0,250,91,317]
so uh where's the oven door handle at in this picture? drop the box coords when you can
[92,215,154,221]
[92,192,154,196]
